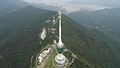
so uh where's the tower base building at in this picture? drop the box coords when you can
[54,54,68,68]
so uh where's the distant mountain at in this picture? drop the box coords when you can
[69,8,120,41]
[59,15,120,68]
[0,0,16,10]
[0,0,30,17]
[0,6,120,68]
[0,0,60,18]
[62,4,108,13]
[31,3,60,12]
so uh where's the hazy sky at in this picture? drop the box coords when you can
[22,0,120,7]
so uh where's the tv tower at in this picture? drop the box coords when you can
[56,11,64,54]
[54,11,67,68]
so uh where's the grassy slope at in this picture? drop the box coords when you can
[44,47,57,68]
[0,6,55,68]
[54,15,120,68]
[69,9,120,41]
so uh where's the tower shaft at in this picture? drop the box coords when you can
[58,11,62,44]
[54,11,68,68]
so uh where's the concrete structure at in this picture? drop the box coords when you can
[40,28,47,40]
[55,54,66,67]
[53,15,56,24]
[46,20,51,23]
[51,28,56,34]
[38,47,52,64]
[54,11,68,68]
[38,56,43,63]
[56,11,64,54]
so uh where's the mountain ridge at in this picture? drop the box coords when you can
[0,6,120,68]
[68,8,120,41]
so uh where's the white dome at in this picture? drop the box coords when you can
[57,41,64,48]
[55,54,66,65]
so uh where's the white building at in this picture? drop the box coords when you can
[40,28,47,40]
[38,47,52,64]
[38,56,43,63]
[53,15,56,24]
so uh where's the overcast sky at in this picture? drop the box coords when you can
[22,0,120,8]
